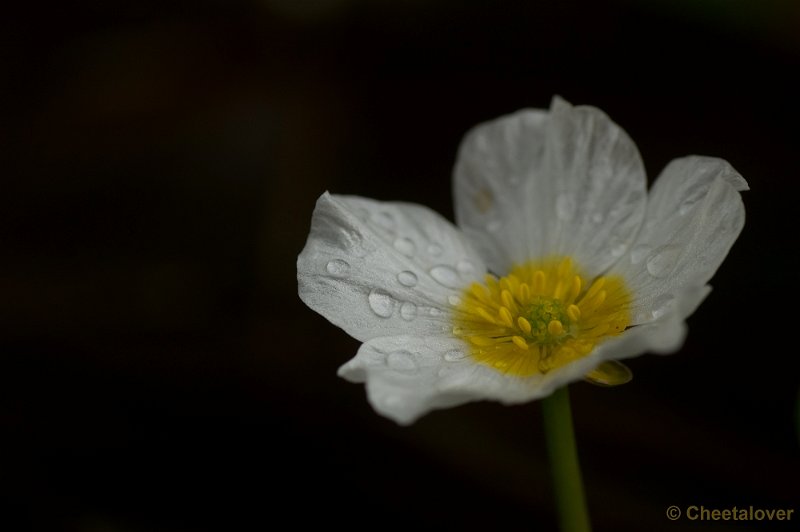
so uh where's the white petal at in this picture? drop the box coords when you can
[297,193,487,342]
[611,156,747,324]
[338,336,475,425]
[339,323,682,424]
[454,97,647,276]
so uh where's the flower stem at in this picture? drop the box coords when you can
[541,385,592,532]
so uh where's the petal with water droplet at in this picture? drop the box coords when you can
[297,193,487,341]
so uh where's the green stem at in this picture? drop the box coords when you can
[541,386,592,532]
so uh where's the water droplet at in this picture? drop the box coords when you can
[630,244,652,264]
[368,289,395,318]
[555,194,576,221]
[429,307,443,317]
[325,259,350,275]
[487,219,502,232]
[679,198,698,216]
[650,293,675,320]
[591,212,604,224]
[448,295,462,306]
[430,265,462,289]
[387,350,417,371]
[610,242,627,258]
[456,260,476,275]
[646,246,682,278]
[443,350,466,362]
[397,271,418,287]
[393,237,415,257]
[399,301,417,321]
[427,243,443,256]
[343,230,369,257]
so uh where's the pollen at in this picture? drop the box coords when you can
[452,256,632,380]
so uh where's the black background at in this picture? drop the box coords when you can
[2,1,799,530]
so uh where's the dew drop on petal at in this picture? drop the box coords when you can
[679,198,698,216]
[610,242,627,258]
[650,293,675,319]
[368,289,395,318]
[344,230,369,258]
[448,295,462,306]
[387,350,417,372]
[429,307,443,317]
[443,349,466,362]
[397,271,418,287]
[399,301,417,321]
[456,260,476,275]
[646,245,682,278]
[430,265,462,288]
[629,244,652,265]
[427,243,443,256]
[325,259,350,275]
[555,194,576,221]
[393,237,416,257]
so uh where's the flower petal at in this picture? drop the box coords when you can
[297,193,487,342]
[611,156,747,324]
[339,322,684,424]
[453,97,646,277]
[338,336,475,425]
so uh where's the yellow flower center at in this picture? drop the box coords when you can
[452,256,633,382]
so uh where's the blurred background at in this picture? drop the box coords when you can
[2,0,799,530]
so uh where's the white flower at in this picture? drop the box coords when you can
[297,97,747,425]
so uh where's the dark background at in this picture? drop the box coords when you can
[2,1,799,530]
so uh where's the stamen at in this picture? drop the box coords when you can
[553,280,566,300]
[519,283,531,303]
[548,320,564,336]
[512,336,529,350]
[567,275,582,303]
[498,306,514,327]
[567,304,581,321]
[501,289,517,313]
[583,276,606,301]
[469,335,494,346]
[476,307,496,324]
[452,256,631,378]
[581,289,607,314]
[532,270,545,293]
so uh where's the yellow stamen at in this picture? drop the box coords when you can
[452,255,632,378]
[567,304,581,321]
[548,319,564,336]
[512,336,529,350]
[585,360,633,386]
[477,307,496,324]
[498,306,514,327]
[519,283,531,304]
[501,289,517,313]
[532,270,546,293]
